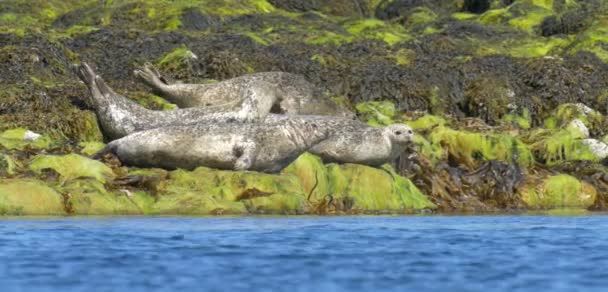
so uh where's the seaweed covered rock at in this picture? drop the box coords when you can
[0,153,17,176]
[428,126,534,168]
[161,167,307,215]
[0,128,51,150]
[29,154,115,183]
[322,164,435,213]
[0,179,66,215]
[62,179,147,215]
[520,174,597,210]
[527,103,608,165]
[1,0,608,215]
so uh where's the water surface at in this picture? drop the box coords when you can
[1,216,607,291]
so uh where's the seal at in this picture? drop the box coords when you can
[95,118,331,173]
[134,63,354,117]
[263,114,414,166]
[76,63,276,140]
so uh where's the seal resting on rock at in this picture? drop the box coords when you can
[264,114,414,165]
[76,63,276,140]
[134,63,353,117]
[95,118,331,173]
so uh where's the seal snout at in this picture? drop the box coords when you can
[386,124,414,144]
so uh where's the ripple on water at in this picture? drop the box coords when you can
[0,216,607,292]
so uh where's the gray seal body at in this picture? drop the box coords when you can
[76,63,276,140]
[135,63,353,117]
[264,114,414,166]
[97,118,331,173]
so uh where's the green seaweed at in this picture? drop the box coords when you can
[429,127,534,167]
[29,154,115,184]
[520,174,596,209]
[0,179,66,216]
[356,101,397,126]
[0,128,53,150]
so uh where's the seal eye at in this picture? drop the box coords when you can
[408,130,412,134]
[395,131,402,135]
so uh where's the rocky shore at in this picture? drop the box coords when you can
[1,0,607,215]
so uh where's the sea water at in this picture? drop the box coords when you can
[1,216,607,292]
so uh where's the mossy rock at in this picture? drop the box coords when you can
[0,179,65,215]
[544,103,605,131]
[0,153,18,176]
[0,128,52,150]
[529,127,602,165]
[156,45,198,77]
[406,115,448,131]
[325,163,435,212]
[242,193,307,214]
[62,180,147,215]
[567,15,608,61]
[78,141,106,156]
[151,191,247,215]
[428,126,534,168]
[163,167,307,214]
[520,174,596,209]
[356,101,397,126]
[29,154,115,184]
[129,91,178,111]
[282,153,330,201]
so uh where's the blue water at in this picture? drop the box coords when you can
[1,216,607,292]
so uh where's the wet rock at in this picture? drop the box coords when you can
[0,179,66,215]
[0,154,17,176]
[180,8,220,31]
[520,174,597,210]
[582,139,608,160]
[62,180,146,215]
[0,128,52,150]
[268,0,321,12]
[29,154,115,183]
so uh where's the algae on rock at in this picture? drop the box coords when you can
[0,179,66,215]
[29,154,115,183]
[520,174,597,209]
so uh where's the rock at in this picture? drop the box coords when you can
[582,139,608,160]
[566,119,589,138]
[520,174,597,210]
[161,167,307,215]
[78,141,106,156]
[324,163,435,213]
[62,180,147,215]
[0,154,17,176]
[0,128,52,150]
[356,101,397,126]
[0,179,66,215]
[23,130,41,141]
[29,154,115,184]
[282,153,331,201]
[428,126,534,168]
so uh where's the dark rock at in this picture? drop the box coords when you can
[180,8,219,31]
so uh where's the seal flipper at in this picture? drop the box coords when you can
[92,141,118,160]
[134,63,169,95]
[148,63,169,85]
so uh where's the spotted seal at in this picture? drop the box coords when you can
[95,118,331,173]
[134,63,353,117]
[76,63,276,140]
[263,114,414,166]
